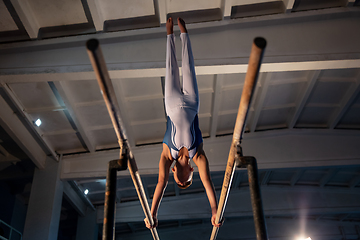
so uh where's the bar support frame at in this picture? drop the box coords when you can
[210,37,267,240]
[235,148,268,240]
[86,39,160,240]
[103,153,127,240]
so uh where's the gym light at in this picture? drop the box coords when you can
[84,189,89,195]
[35,119,42,127]
[297,237,311,240]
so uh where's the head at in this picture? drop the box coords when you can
[172,155,194,189]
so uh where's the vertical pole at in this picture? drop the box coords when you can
[235,156,268,240]
[210,37,266,240]
[246,158,268,240]
[86,39,160,240]
[103,160,121,240]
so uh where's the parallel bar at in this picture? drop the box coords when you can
[210,37,266,240]
[86,39,127,147]
[233,37,266,142]
[86,39,160,240]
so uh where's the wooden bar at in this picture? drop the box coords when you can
[86,39,160,240]
[210,37,266,240]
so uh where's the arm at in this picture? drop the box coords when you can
[193,143,222,227]
[145,147,173,229]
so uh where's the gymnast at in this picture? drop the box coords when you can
[144,17,221,229]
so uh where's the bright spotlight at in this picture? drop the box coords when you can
[84,189,89,195]
[35,119,42,127]
[297,236,311,240]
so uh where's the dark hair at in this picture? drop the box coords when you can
[177,177,193,189]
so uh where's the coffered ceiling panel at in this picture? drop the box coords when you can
[27,0,87,27]
[98,0,155,20]
[8,82,59,109]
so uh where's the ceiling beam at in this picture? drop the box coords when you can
[127,223,136,233]
[111,79,136,148]
[41,129,77,137]
[356,225,360,238]
[290,169,304,186]
[0,144,10,157]
[346,0,356,6]
[222,0,284,18]
[250,73,272,132]
[154,0,167,25]
[0,6,357,50]
[61,129,360,180]
[339,213,351,222]
[2,60,360,84]
[1,83,59,160]
[262,103,296,110]
[306,103,337,108]
[87,124,113,131]
[54,81,96,152]
[68,180,96,211]
[63,181,88,217]
[1,9,360,76]
[349,174,360,188]
[0,91,47,169]
[87,186,137,196]
[231,171,243,189]
[210,74,223,138]
[288,70,321,128]
[10,0,40,38]
[75,100,104,107]
[97,186,360,223]
[284,0,295,12]
[125,94,163,102]
[329,72,360,129]
[25,106,66,113]
[0,153,21,163]
[222,0,232,19]
[261,170,272,185]
[86,0,104,31]
[319,168,339,187]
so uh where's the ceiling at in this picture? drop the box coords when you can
[0,0,360,239]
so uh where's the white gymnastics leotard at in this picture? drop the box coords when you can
[163,33,203,160]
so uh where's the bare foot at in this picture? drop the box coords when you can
[177,18,187,33]
[166,17,173,35]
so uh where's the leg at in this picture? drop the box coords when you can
[179,18,199,103]
[165,18,182,114]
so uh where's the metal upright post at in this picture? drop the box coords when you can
[210,37,267,240]
[86,39,160,240]
[236,155,268,240]
[103,157,127,240]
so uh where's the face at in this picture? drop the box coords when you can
[172,163,194,186]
